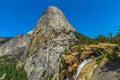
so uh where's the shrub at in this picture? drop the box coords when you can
[0,55,27,80]
[107,51,120,63]
[96,51,109,64]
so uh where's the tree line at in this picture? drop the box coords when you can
[74,27,120,45]
[96,27,120,45]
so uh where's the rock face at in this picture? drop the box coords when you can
[29,6,75,55]
[24,6,77,80]
[0,37,11,46]
[91,59,120,80]
[0,35,31,57]
[0,6,77,80]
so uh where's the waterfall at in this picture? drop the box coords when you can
[65,78,68,80]
[65,59,93,80]
[75,59,93,78]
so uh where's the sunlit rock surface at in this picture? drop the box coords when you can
[24,6,77,80]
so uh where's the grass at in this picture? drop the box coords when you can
[48,74,53,80]
[64,49,71,55]
[96,49,120,64]
[96,51,109,64]
[107,51,120,64]
[0,55,27,80]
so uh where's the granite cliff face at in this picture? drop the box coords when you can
[0,35,31,57]
[25,6,77,80]
[0,6,77,80]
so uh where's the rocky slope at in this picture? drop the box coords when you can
[0,6,120,80]
[0,37,11,46]
[76,43,120,80]
[91,59,120,80]
[0,34,31,57]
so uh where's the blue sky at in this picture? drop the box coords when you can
[0,0,120,38]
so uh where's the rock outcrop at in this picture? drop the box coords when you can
[25,6,77,80]
[0,6,77,80]
[0,34,31,57]
[0,37,11,46]
[91,58,120,80]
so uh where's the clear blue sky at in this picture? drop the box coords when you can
[0,0,120,38]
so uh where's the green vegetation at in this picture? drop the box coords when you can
[96,35,108,43]
[95,27,120,44]
[64,49,71,55]
[96,49,120,64]
[107,50,120,63]
[48,74,53,80]
[61,57,66,68]
[42,70,46,77]
[72,27,120,45]
[96,51,109,64]
[0,55,27,80]
[74,32,98,44]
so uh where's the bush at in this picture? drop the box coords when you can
[107,51,120,63]
[74,32,98,44]
[96,51,109,64]
[0,55,27,80]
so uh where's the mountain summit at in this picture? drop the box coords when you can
[25,6,77,80]
[29,6,76,55]
[34,6,75,33]
[45,6,63,14]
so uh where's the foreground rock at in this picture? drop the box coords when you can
[91,58,120,80]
